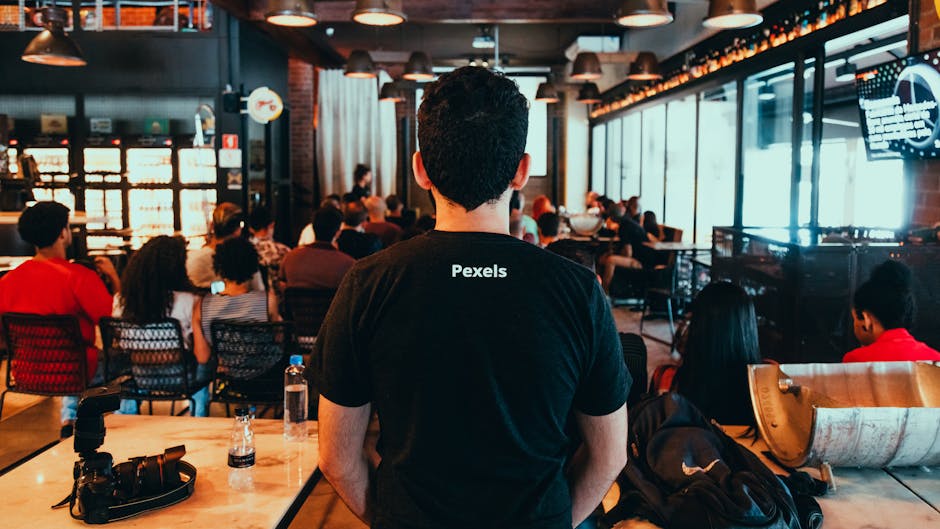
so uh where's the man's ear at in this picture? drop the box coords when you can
[861,310,875,333]
[59,227,70,242]
[412,152,433,191]
[510,153,531,191]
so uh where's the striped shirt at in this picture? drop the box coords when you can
[200,290,268,345]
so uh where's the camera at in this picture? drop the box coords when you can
[65,385,195,524]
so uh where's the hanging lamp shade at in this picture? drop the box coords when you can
[577,83,602,104]
[571,52,602,81]
[379,82,406,102]
[345,49,377,78]
[627,52,663,81]
[265,0,317,27]
[616,0,673,28]
[703,0,763,29]
[535,82,559,103]
[403,51,434,81]
[21,7,86,67]
[352,0,406,26]
[835,62,857,83]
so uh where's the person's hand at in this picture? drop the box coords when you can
[94,256,118,279]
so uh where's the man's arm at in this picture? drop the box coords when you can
[568,404,628,528]
[318,395,374,524]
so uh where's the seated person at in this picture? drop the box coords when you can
[280,207,355,290]
[363,195,403,248]
[652,282,761,426]
[298,196,343,246]
[336,201,382,259]
[0,202,120,436]
[193,238,279,361]
[112,235,209,416]
[385,194,415,230]
[537,212,561,248]
[642,211,665,242]
[248,206,291,290]
[510,190,538,241]
[186,202,264,292]
[843,260,940,363]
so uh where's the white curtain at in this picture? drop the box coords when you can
[316,69,397,199]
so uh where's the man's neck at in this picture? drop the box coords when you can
[368,215,384,224]
[34,245,66,261]
[432,189,510,235]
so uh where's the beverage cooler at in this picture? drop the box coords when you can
[8,137,75,212]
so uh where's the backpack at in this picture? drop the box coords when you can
[602,392,803,529]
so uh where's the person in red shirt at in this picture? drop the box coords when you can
[844,260,940,363]
[0,201,120,435]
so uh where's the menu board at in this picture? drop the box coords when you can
[856,48,940,160]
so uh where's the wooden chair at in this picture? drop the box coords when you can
[0,313,88,420]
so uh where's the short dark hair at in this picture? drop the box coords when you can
[386,194,402,212]
[213,237,259,284]
[342,193,360,205]
[354,164,371,183]
[344,201,367,227]
[418,66,529,211]
[18,201,70,248]
[537,213,560,238]
[312,206,343,242]
[854,260,915,329]
[248,206,273,232]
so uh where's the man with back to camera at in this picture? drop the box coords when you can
[316,67,630,529]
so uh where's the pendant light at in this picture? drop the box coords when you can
[577,83,602,104]
[345,49,376,78]
[352,0,406,26]
[703,0,763,29]
[627,52,662,81]
[835,61,857,83]
[616,0,673,28]
[571,52,602,81]
[265,0,317,27]
[535,81,559,104]
[21,6,86,67]
[403,51,434,81]
[379,82,405,102]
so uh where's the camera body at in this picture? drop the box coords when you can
[69,386,188,524]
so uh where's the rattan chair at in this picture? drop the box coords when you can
[99,317,210,416]
[283,288,335,351]
[0,313,89,420]
[210,320,295,415]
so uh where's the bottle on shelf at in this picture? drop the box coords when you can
[284,355,308,442]
[228,407,256,491]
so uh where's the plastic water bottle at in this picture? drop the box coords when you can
[284,355,308,441]
[228,407,255,491]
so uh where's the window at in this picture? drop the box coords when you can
[621,113,642,200]
[664,96,697,239]
[592,124,607,196]
[641,105,666,219]
[510,77,549,176]
[606,119,622,200]
[696,83,737,243]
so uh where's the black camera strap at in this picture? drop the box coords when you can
[54,461,197,524]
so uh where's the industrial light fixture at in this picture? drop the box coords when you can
[345,49,376,78]
[616,0,673,28]
[472,26,496,49]
[379,81,405,102]
[535,81,559,104]
[352,0,406,26]
[757,83,775,101]
[703,0,763,29]
[836,61,857,83]
[403,51,434,81]
[627,52,662,81]
[571,52,602,81]
[265,0,317,27]
[577,83,602,104]
[21,6,86,67]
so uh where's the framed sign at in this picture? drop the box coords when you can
[247,87,284,124]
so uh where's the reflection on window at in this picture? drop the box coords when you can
[665,96,696,239]
[641,106,666,219]
[591,124,606,196]
[606,119,622,200]
[621,113,641,200]
[696,83,737,244]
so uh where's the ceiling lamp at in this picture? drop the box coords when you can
[836,61,857,83]
[352,0,406,26]
[535,82,559,104]
[21,7,86,67]
[703,0,763,29]
[577,83,602,104]
[571,52,602,81]
[616,0,673,28]
[627,52,662,81]
[757,83,775,101]
[473,26,496,49]
[379,82,405,102]
[265,0,317,27]
[403,51,434,81]
[345,49,376,78]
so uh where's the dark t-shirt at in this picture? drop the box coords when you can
[617,218,656,269]
[365,221,403,248]
[337,229,383,259]
[316,230,630,529]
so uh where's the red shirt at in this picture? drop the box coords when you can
[0,258,113,380]
[843,328,940,363]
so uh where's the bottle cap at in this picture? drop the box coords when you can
[290,354,303,366]
[235,407,250,417]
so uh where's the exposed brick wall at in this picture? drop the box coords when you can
[911,0,940,225]
[288,57,314,241]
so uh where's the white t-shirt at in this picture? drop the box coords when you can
[112,291,197,349]
[297,224,315,246]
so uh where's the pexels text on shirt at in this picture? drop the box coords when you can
[451,264,508,278]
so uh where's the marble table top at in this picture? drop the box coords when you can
[0,414,320,529]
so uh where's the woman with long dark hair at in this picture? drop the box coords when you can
[642,211,665,242]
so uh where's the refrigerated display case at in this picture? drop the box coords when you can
[16,138,76,212]
[128,188,174,248]
[127,146,172,185]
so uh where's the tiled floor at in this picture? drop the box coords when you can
[0,306,677,528]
